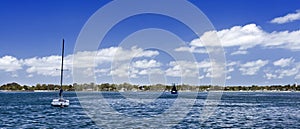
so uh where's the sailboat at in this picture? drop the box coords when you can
[171,83,178,94]
[51,39,70,107]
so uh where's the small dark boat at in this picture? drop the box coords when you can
[171,83,178,94]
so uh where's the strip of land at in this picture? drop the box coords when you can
[0,82,299,92]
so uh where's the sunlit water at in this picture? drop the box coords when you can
[0,92,299,128]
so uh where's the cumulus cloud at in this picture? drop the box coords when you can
[165,60,230,79]
[200,60,226,79]
[239,60,269,75]
[132,59,161,69]
[265,61,300,80]
[226,76,232,80]
[100,47,160,79]
[201,60,235,79]
[110,64,136,78]
[273,58,294,67]
[295,74,300,79]
[174,46,207,54]
[111,46,159,62]
[276,68,298,79]
[0,56,23,72]
[188,23,300,51]
[109,59,163,79]
[270,10,300,24]
[109,65,164,80]
[139,68,164,75]
[73,46,159,68]
[230,50,248,55]
[23,55,72,77]
[265,73,277,80]
[265,67,299,80]
[107,59,228,80]
[0,46,159,78]
[73,46,160,78]
[190,24,265,49]
[165,60,199,77]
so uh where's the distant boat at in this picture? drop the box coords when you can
[51,39,69,107]
[171,83,178,94]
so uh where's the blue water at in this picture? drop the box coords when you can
[0,92,299,128]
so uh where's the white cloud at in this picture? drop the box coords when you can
[165,61,199,77]
[111,46,159,62]
[276,68,298,79]
[295,74,300,79]
[225,61,238,80]
[95,68,110,74]
[23,55,72,76]
[273,58,294,67]
[109,65,164,79]
[0,56,23,72]
[227,61,238,66]
[81,67,95,77]
[165,60,229,79]
[230,50,248,55]
[139,68,163,75]
[197,60,212,69]
[129,67,139,78]
[189,23,300,51]
[108,59,163,79]
[73,46,159,68]
[226,76,232,80]
[200,60,236,79]
[111,65,140,78]
[174,46,207,54]
[239,60,269,75]
[190,24,265,49]
[202,62,226,78]
[72,46,159,77]
[132,59,161,69]
[270,10,300,24]
[110,64,132,78]
[109,59,227,80]
[198,75,204,80]
[100,47,160,79]
[265,73,277,80]
[265,62,300,80]
[227,67,234,73]
[0,46,157,78]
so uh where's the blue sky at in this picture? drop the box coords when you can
[1,0,300,86]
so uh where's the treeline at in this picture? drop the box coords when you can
[0,82,299,91]
[0,82,73,91]
[223,84,299,91]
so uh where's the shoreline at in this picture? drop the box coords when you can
[1,90,299,93]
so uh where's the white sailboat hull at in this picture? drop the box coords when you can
[51,98,69,107]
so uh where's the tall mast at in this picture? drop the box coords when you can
[59,39,64,98]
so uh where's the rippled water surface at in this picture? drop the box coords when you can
[0,92,299,128]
